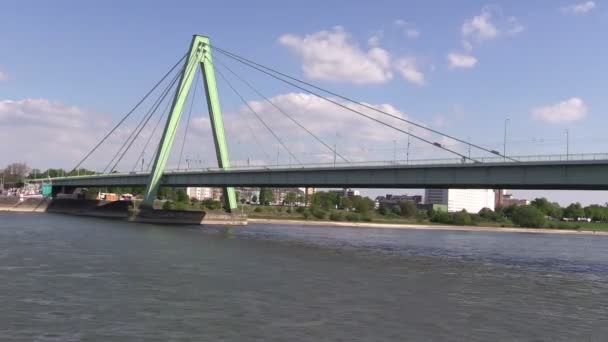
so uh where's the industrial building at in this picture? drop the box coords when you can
[424,189,495,213]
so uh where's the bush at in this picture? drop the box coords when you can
[399,201,418,218]
[296,206,306,213]
[346,213,361,222]
[430,211,452,224]
[171,202,188,210]
[277,207,283,213]
[360,213,372,222]
[202,199,222,210]
[452,210,472,225]
[378,204,391,215]
[329,211,345,221]
[302,211,311,219]
[512,205,546,228]
[286,208,293,214]
[312,209,327,219]
[253,207,263,213]
[162,201,173,210]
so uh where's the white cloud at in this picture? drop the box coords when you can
[188,92,453,164]
[0,98,120,169]
[447,53,478,69]
[0,71,7,81]
[394,57,425,85]
[367,31,383,47]
[461,40,473,53]
[506,16,525,35]
[393,19,420,39]
[532,97,588,123]
[0,98,88,128]
[451,7,522,70]
[462,10,498,41]
[462,7,524,42]
[561,1,596,14]
[279,26,393,84]
[406,29,420,39]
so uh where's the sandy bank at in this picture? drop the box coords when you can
[248,218,608,236]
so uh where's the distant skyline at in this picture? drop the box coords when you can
[1,0,607,205]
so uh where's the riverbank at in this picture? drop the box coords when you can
[248,218,608,235]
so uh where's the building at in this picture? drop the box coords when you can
[343,188,360,198]
[186,187,213,201]
[235,187,260,204]
[424,189,495,213]
[495,190,529,207]
[375,193,423,209]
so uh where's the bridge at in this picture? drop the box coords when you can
[52,155,608,191]
[49,34,608,212]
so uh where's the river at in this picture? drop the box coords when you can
[1,213,607,341]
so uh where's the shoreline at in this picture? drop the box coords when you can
[248,218,608,236]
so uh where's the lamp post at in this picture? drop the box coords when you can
[393,140,397,164]
[565,129,569,160]
[503,118,510,161]
[406,130,411,164]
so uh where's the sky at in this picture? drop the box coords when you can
[1,0,607,205]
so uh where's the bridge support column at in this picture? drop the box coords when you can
[141,35,237,211]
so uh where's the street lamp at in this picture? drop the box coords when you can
[393,140,397,163]
[503,118,510,161]
[565,129,570,160]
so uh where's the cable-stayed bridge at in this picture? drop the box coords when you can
[47,34,608,212]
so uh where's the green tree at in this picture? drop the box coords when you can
[351,195,374,214]
[512,205,546,228]
[564,202,585,219]
[399,200,418,218]
[285,192,297,206]
[259,188,274,206]
[176,189,189,203]
[503,204,518,218]
[202,199,221,210]
[452,210,472,225]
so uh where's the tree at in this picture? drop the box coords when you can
[285,192,297,206]
[452,210,472,225]
[564,202,585,219]
[503,204,518,218]
[399,200,418,218]
[531,198,551,215]
[259,188,274,206]
[176,189,189,203]
[351,195,374,214]
[512,205,546,228]
[251,194,258,204]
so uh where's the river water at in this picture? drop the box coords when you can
[1,213,607,341]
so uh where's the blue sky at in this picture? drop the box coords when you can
[1,0,607,204]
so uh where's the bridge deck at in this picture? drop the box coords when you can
[47,159,608,190]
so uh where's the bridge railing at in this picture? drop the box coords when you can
[41,152,608,180]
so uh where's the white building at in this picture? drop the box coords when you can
[425,189,495,213]
[186,187,213,201]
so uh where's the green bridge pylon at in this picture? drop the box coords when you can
[141,35,237,211]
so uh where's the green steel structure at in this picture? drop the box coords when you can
[141,35,237,210]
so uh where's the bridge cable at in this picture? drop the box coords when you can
[69,52,189,173]
[177,69,201,170]
[210,57,303,166]
[228,95,274,164]
[211,45,514,162]
[107,71,180,173]
[102,62,184,173]
[107,51,201,173]
[130,96,172,173]
[211,48,478,163]
[212,54,349,163]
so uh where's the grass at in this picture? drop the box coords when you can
[153,203,608,232]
